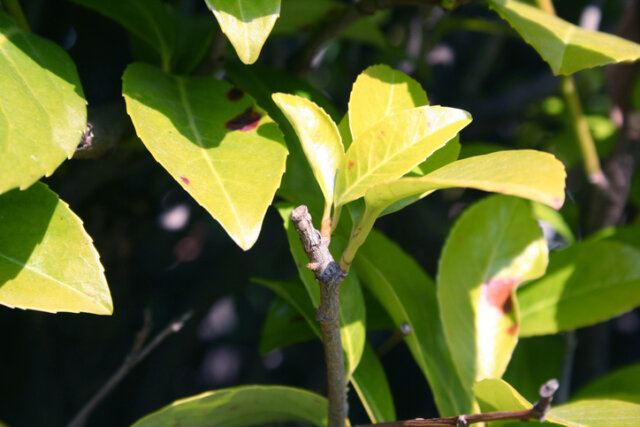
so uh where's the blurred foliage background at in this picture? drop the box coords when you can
[1,0,639,425]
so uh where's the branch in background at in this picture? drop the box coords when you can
[376,322,411,358]
[359,379,559,426]
[66,310,194,427]
[292,0,471,76]
[290,205,347,427]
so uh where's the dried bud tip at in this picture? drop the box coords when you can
[540,379,559,398]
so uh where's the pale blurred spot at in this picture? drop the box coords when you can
[616,311,639,334]
[427,44,454,66]
[579,5,601,31]
[263,349,284,370]
[201,346,241,385]
[199,297,238,340]
[159,203,191,231]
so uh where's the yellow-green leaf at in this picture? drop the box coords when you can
[548,399,640,426]
[488,0,640,75]
[272,93,344,210]
[334,106,472,207]
[0,11,86,194]
[123,62,287,250]
[132,385,328,427]
[205,0,280,64]
[0,183,111,315]
[349,64,429,141]
[438,196,548,389]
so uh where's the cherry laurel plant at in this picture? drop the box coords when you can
[1,0,640,426]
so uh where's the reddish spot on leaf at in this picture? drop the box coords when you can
[380,130,385,136]
[552,197,562,210]
[347,161,355,169]
[225,107,262,131]
[483,277,520,314]
[180,176,190,185]
[507,323,519,335]
[226,88,244,101]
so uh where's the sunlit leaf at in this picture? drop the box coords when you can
[549,399,640,426]
[123,63,287,250]
[132,385,328,427]
[0,183,111,314]
[0,11,86,193]
[205,0,280,64]
[488,0,640,75]
[474,378,532,413]
[354,230,473,416]
[253,276,394,422]
[334,106,472,207]
[349,64,429,141]
[409,135,460,177]
[518,240,640,337]
[272,93,344,209]
[438,196,548,389]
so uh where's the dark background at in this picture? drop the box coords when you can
[1,0,639,426]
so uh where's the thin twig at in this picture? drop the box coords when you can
[291,205,347,427]
[358,379,559,426]
[376,323,411,358]
[67,310,194,427]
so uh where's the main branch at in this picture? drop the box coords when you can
[291,205,347,427]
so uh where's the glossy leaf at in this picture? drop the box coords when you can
[474,378,531,413]
[259,296,316,354]
[205,0,280,64]
[272,93,344,209]
[123,63,287,250]
[365,150,566,222]
[488,0,640,75]
[518,241,640,337]
[354,230,473,416]
[0,183,111,314]
[348,64,429,141]
[0,11,86,194]
[71,0,175,69]
[132,385,327,427]
[548,399,640,426]
[572,363,640,404]
[438,196,548,389]
[334,106,472,207]
[253,277,394,422]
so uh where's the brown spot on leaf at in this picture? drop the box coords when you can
[483,277,520,314]
[180,176,190,185]
[229,405,239,411]
[226,88,244,101]
[347,161,355,169]
[508,323,519,335]
[225,107,262,131]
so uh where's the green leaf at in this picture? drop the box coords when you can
[365,150,566,220]
[474,378,532,413]
[532,202,575,245]
[589,225,640,251]
[548,399,640,427]
[122,63,287,250]
[0,183,111,314]
[503,335,564,403]
[259,296,316,354]
[487,0,640,75]
[353,230,473,416]
[205,0,280,64]
[334,106,472,207]
[0,11,86,194]
[132,385,328,427]
[272,93,344,210]
[518,240,640,336]
[70,0,175,70]
[572,363,640,404]
[348,64,429,141]
[438,196,548,389]
[253,277,395,422]
[409,135,460,177]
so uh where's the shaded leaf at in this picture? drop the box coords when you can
[532,202,575,245]
[354,230,473,416]
[438,196,548,389]
[518,241,640,336]
[589,224,640,251]
[488,0,640,75]
[571,363,640,404]
[0,11,86,193]
[253,277,394,422]
[0,183,111,314]
[123,63,287,250]
[70,0,175,70]
[272,93,344,209]
[259,296,316,354]
[205,0,280,64]
[132,385,327,427]
[334,106,472,207]
[349,64,429,141]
